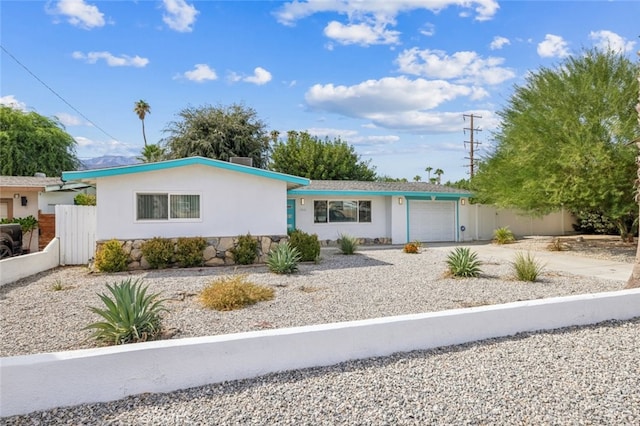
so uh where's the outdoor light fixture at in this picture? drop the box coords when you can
[398,197,403,205]
[300,198,305,205]
[461,199,466,205]
[13,193,20,199]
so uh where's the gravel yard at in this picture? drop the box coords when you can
[1,240,639,424]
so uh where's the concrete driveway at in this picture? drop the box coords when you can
[428,241,633,282]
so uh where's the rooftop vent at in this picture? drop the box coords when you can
[229,157,253,167]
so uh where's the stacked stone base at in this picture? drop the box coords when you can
[94,235,287,270]
[318,237,392,247]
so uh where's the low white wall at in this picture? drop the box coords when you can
[0,238,59,287]
[1,289,638,417]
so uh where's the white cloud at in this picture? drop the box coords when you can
[323,21,400,46]
[55,113,85,126]
[74,136,138,157]
[0,95,27,111]
[72,51,149,67]
[490,36,510,50]
[180,64,218,82]
[420,22,435,37]
[589,30,636,54]
[537,34,570,58]
[49,0,105,29]
[395,48,515,85]
[162,0,199,32]
[243,67,272,85]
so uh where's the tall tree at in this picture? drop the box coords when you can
[472,49,639,236]
[137,143,165,163]
[0,106,80,176]
[270,131,376,180]
[626,50,640,289]
[434,168,444,184]
[162,103,270,168]
[134,100,151,147]
[425,166,433,180]
[413,175,422,182]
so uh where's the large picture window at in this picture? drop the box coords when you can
[314,200,371,223]
[136,193,200,220]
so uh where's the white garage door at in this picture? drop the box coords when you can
[409,200,455,242]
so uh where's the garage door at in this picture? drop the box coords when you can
[408,200,455,242]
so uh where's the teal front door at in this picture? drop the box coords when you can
[286,199,296,232]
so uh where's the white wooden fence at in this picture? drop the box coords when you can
[55,205,96,265]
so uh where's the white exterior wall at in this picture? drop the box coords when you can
[96,165,287,241]
[391,197,408,244]
[38,188,96,214]
[292,195,391,241]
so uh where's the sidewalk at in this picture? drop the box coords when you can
[428,242,633,282]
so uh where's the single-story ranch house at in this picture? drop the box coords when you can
[61,157,476,265]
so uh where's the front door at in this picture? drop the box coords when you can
[286,199,296,232]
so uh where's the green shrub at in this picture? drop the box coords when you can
[493,226,515,244]
[288,229,321,262]
[175,237,207,267]
[338,233,358,255]
[74,193,96,206]
[267,242,302,274]
[200,275,274,311]
[230,233,259,265]
[141,237,174,269]
[512,251,545,282]
[403,241,422,254]
[446,247,482,278]
[94,239,128,272]
[84,278,168,345]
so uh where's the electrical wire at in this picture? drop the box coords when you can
[1,44,120,141]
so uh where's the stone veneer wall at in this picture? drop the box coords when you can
[95,235,288,270]
[318,237,392,247]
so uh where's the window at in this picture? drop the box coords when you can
[136,193,200,221]
[314,200,371,223]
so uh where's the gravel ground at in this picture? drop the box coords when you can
[1,244,639,424]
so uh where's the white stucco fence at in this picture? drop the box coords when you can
[0,238,60,287]
[1,289,639,418]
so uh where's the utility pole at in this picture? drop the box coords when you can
[463,113,482,178]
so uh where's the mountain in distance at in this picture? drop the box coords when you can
[80,155,139,170]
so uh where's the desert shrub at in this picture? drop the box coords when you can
[493,226,515,245]
[200,275,274,311]
[230,233,259,265]
[74,193,96,206]
[572,210,618,235]
[446,247,482,278]
[84,278,168,345]
[338,233,358,255]
[547,238,567,251]
[512,251,545,282]
[288,229,321,262]
[94,239,128,272]
[267,242,302,274]
[141,237,174,269]
[175,237,207,267]
[403,241,422,254]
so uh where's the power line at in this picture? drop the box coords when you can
[0,44,119,141]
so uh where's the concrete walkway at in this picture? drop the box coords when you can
[428,241,633,282]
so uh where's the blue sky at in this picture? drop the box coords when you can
[1,0,638,181]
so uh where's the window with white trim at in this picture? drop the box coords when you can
[136,193,200,220]
[314,200,371,223]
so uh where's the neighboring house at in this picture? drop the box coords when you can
[0,175,95,252]
[287,180,471,244]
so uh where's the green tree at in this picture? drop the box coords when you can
[162,103,270,168]
[134,100,151,147]
[626,49,640,290]
[425,166,433,180]
[376,175,408,182]
[434,168,444,184]
[270,131,376,180]
[0,106,80,176]
[413,175,422,182]
[472,49,639,236]
[138,143,165,163]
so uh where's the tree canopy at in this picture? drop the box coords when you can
[0,106,80,176]
[162,103,270,168]
[472,49,639,232]
[270,131,376,180]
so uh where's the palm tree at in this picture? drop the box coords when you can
[425,166,433,180]
[434,168,444,185]
[413,175,422,182]
[134,100,151,147]
[137,143,165,163]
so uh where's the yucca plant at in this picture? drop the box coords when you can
[84,278,168,345]
[267,242,302,274]
[493,226,515,245]
[446,247,483,278]
[512,251,545,282]
[338,233,358,255]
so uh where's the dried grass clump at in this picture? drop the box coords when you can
[200,275,274,311]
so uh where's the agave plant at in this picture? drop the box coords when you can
[446,247,483,278]
[267,242,302,274]
[84,278,168,345]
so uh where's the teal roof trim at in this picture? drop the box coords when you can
[62,157,310,187]
[288,189,470,198]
